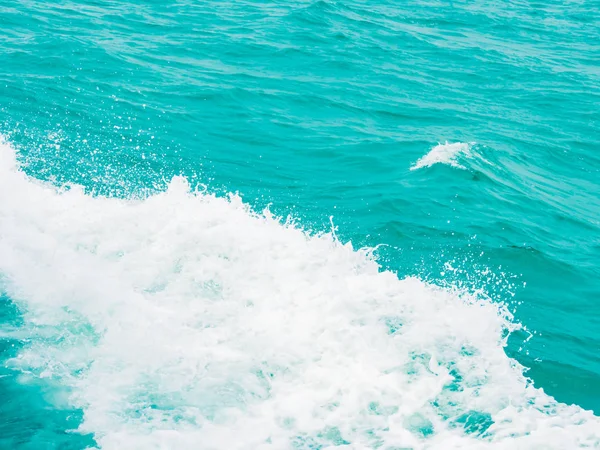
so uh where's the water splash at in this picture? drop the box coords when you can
[0,140,598,449]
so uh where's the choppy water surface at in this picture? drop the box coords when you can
[1,1,599,448]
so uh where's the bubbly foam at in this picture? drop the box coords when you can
[0,139,598,449]
[411,142,473,171]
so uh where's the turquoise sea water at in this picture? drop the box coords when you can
[1,1,599,448]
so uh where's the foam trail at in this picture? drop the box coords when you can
[411,142,473,171]
[0,139,598,449]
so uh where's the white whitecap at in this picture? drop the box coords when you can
[0,138,598,449]
[411,141,474,171]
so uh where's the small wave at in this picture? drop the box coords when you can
[411,141,474,171]
[0,139,599,449]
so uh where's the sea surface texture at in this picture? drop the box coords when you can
[1,1,599,449]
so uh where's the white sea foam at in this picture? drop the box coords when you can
[0,139,598,449]
[411,142,473,171]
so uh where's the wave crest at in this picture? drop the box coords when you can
[411,142,474,171]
